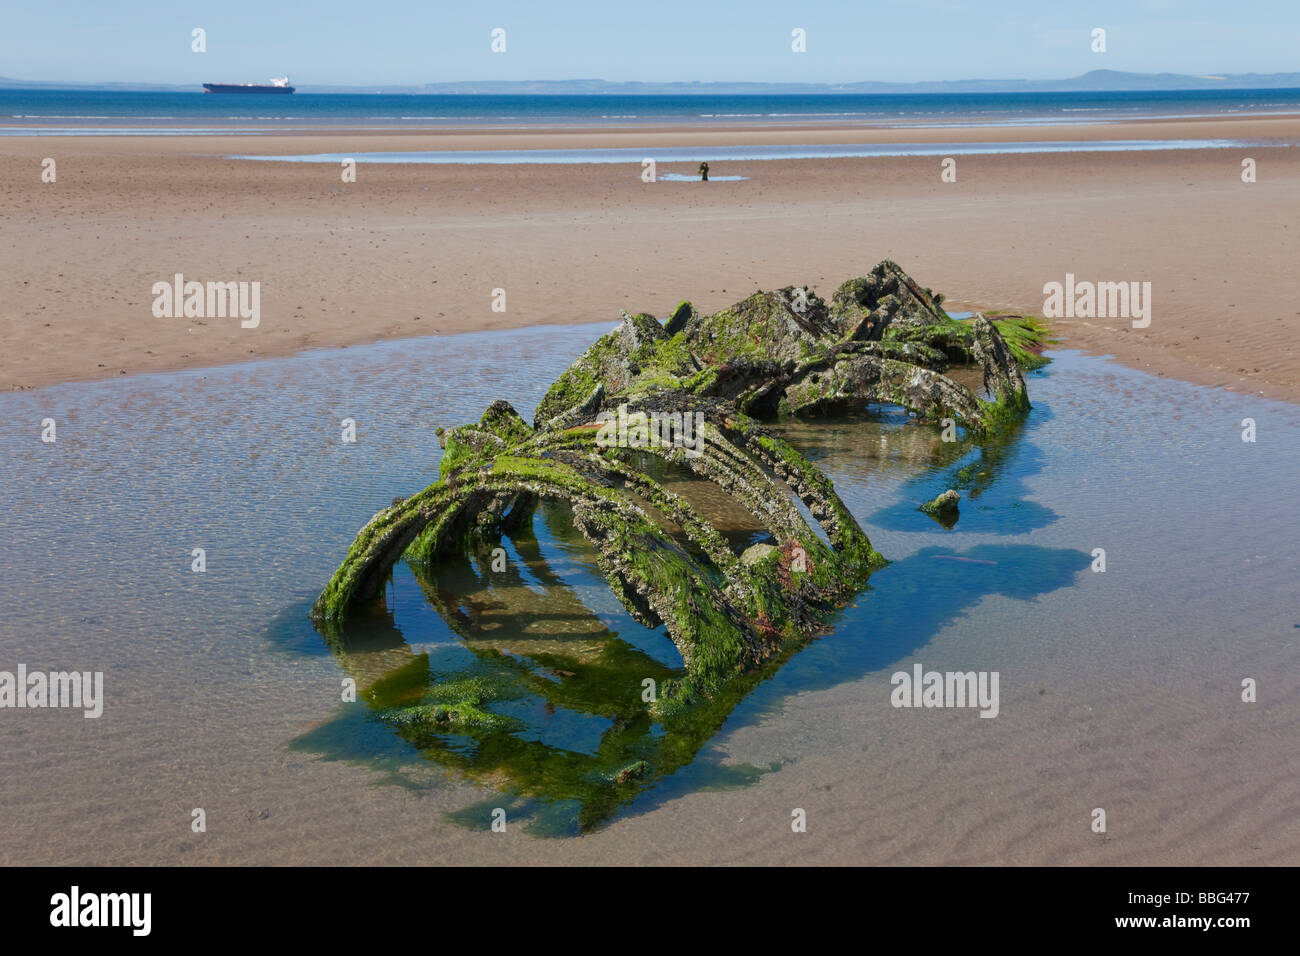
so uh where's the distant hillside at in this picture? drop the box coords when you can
[4,70,1300,95]
[409,71,1300,95]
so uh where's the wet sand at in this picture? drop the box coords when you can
[2,114,1298,402]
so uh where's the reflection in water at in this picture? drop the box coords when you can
[857,405,1059,536]
[298,400,1087,835]
[304,498,810,836]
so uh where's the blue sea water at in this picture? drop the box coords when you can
[4,87,1300,133]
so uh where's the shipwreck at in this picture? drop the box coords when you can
[311,261,1046,723]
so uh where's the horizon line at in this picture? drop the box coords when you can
[6,69,1300,94]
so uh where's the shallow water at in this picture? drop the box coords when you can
[231,139,1258,165]
[1,324,1296,862]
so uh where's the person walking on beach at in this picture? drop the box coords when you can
[698,161,709,182]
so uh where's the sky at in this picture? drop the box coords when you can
[2,0,1298,86]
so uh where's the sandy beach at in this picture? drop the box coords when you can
[3,114,1298,401]
[2,104,1297,871]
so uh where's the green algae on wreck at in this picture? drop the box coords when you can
[308,261,1047,828]
[921,489,962,527]
[313,261,1044,704]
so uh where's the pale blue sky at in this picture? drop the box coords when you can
[2,0,1297,86]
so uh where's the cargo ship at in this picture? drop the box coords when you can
[203,76,295,94]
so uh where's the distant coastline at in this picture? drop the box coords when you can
[6,68,1300,95]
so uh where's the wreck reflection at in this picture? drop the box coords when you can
[293,400,1085,836]
[303,505,800,836]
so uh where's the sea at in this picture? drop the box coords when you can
[4,87,1300,135]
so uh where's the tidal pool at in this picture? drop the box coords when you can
[1,324,1295,862]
